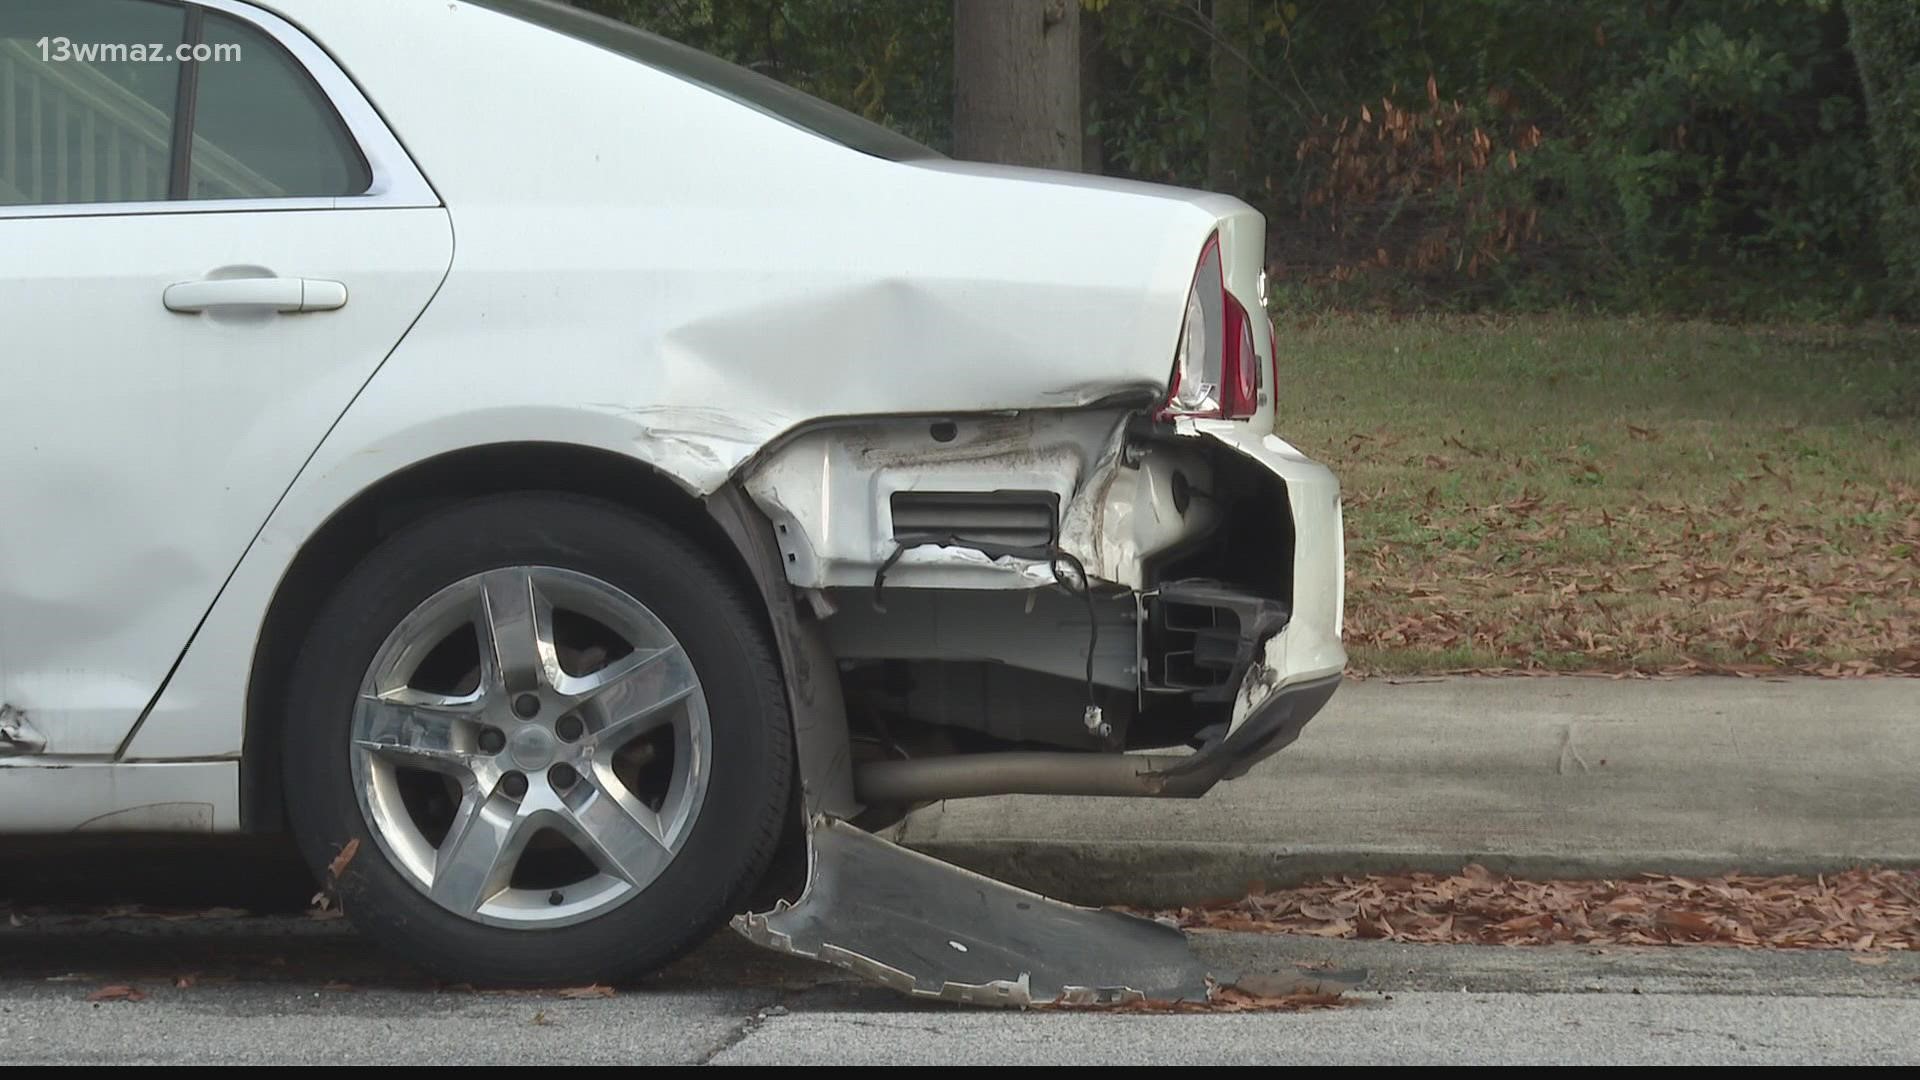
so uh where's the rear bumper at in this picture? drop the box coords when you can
[852,671,1339,801]
[1181,419,1348,707]
[1148,419,1351,777]
[742,409,1346,801]
[1113,421,1350,788]
[1162,670,1341,787]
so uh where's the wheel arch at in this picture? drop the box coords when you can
[240,441,770,832]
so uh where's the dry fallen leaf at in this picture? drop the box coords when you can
[327,838,361,881]
[556,984,615,1000]
[1656,910,1722,939]
[87,985,147,1003]
[1296,919,1356,938]
[1230,968,1366,997]
[1852,954,1891,966]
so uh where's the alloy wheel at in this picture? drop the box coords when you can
[349,566,711,928]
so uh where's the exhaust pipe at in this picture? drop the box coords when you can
[853,672,1341,804]
[854,751,1214,802]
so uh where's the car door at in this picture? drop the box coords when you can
[0,0,452,756]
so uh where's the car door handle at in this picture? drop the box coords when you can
[163,277,348,314]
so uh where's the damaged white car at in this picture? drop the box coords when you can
[0,0,1344,995]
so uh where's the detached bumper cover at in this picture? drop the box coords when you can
[734,817,1213,1006]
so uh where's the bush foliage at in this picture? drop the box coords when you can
[582,0,1907,317]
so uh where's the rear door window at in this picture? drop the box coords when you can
[186,9,369,199]
[0,0,371,208]
[0,0,187,205]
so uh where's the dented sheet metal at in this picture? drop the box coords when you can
[742,409,1226,594]
[1059,419,1221,590]
[0,704,45,756]
[734,817,1212,1006]
[743,411,1114,592]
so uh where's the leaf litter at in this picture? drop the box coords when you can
[1340,477,1920,676]
[1154,866,1920,953]
[1292,323,1920,679]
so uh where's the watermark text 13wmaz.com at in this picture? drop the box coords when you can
[35,38,241,64]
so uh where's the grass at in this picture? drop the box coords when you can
[1271,315,1920,675]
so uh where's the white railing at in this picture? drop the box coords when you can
[0,38,280,205]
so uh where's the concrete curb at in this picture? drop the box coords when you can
[894,676,1920,905]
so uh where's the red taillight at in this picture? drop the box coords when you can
[1222,293,1259,419]
[1159,231,1260,420]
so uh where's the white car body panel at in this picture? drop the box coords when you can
[2,0,1344,835]
[123,0,1292,759]
[741,410,1139,592]
[0,209,453,756]
[0,760,238,833]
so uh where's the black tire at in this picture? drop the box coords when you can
[281,492,792,986]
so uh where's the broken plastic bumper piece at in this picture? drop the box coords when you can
[734,816,1213,1006]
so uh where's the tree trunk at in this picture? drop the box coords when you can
[953,0,1082,170]
[1207,0,1252,195]
[1846,0,1920,316]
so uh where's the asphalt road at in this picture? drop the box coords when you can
[4,904,1918,1064]
[3,837,1918,1065]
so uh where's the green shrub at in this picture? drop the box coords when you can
[579,0,1897,318]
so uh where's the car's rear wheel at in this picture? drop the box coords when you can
[282,493,791,986]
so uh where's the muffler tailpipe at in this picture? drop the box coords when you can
[853,751,1214,802]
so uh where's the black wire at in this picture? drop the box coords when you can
[1048,546,1100,711]
[871,543,908,612]
[874,529,1101,714]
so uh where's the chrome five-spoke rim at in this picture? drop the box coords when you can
[350,566,711,928]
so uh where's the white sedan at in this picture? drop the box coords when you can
[0,0,1344,988]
